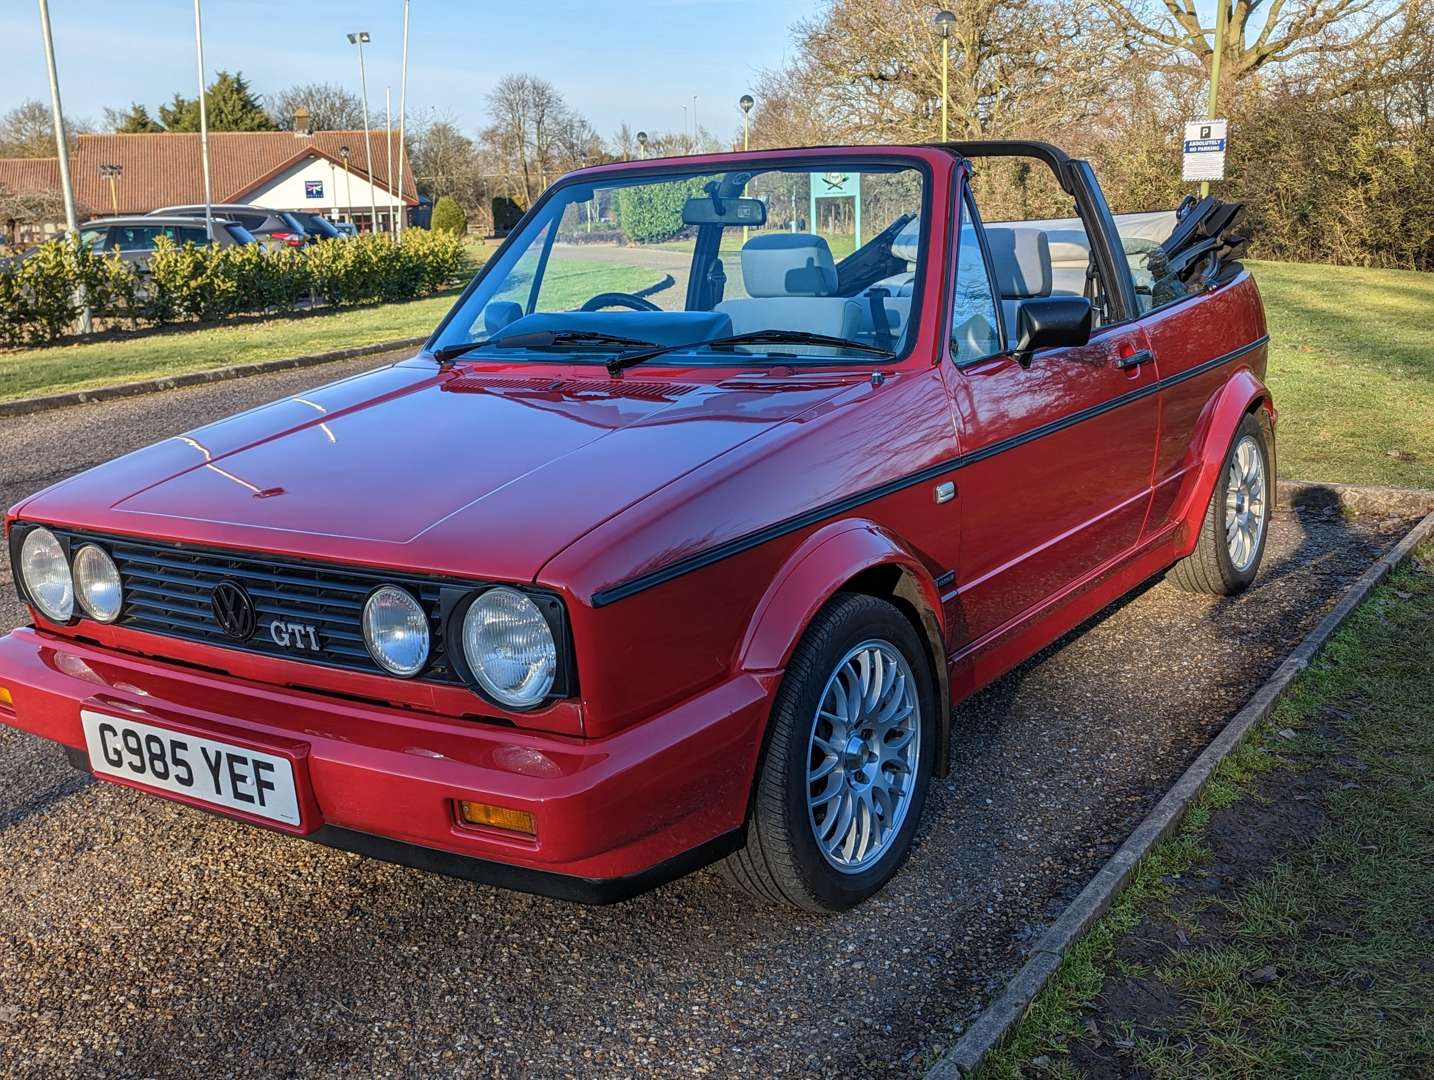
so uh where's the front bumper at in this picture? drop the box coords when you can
[0,627,776,903]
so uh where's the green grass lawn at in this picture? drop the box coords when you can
[0,293,460,403]
[973,541,1434,1079]
[1249,260,1433,489]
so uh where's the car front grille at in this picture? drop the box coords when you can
[59,530,461,684]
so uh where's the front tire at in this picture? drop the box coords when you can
[720,593,937,911]
[1168,411,1272,595]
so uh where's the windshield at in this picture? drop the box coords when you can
[432,159,928,365]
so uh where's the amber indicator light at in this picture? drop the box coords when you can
[0,686,12,708]
[458,800,536,836]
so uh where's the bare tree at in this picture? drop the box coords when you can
[482,75,607,208]
[750,0,1124,147]
[269,83,367,130]
[1095,0,1420,90]
[1,99,92,157]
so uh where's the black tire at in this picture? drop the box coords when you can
[719,592,937,912]
[1168,411,1273,595]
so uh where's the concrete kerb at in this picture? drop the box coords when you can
[926,486,1434,1079]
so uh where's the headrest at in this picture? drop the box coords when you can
[741,233,837,298]
[890,218,921,264]
[1043,228,1090,266]
[985,227,1052,299]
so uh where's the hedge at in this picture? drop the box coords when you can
[0,229,471,348]
[614,176,708,244]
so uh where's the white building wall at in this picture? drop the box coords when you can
[247,156,406,231]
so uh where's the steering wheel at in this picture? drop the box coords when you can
[580,292,660,312]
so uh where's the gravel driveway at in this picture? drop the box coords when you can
[0,361,1416,1079]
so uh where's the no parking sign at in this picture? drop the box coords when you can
[1182,119,1228,182]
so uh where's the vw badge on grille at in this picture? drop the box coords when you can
[210,580,256,640]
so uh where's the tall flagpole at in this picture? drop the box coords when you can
[396,0,409,239]
[193,0,214,241]
[385,86,395,235]
[36,0,89,332]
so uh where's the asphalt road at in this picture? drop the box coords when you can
[0,361,1417,1078]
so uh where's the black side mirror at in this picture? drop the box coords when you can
[1013,296,1092,364]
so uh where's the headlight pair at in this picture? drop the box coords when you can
[18,527,122,624]
[362,584,559,709]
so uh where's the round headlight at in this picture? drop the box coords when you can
[462,587,556,709]
[19,527,74,623]
[362,585,429,677]
[73,544,123,623]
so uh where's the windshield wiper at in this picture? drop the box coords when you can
[607,329,895,375]
[433,329,661,364]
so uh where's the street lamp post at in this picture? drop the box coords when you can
[99,163,123,214]
[36,0,89,332]
[339,144,353,226]
[636,131,648,160]
[347,31,378,233]
[739,95,755,242]
[934,10,955,142]
[396,0,410,239]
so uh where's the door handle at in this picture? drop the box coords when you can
[1115,349,1156,370]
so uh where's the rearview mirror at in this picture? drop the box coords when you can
[682,196,767,227]
[1013,296,1092,360]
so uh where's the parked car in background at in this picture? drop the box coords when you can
[26,215,255,268]
[148,203,310,251]
[0,142,1268,912]
[332,220,359,238]
[284,211,343,242]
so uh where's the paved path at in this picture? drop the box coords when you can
[0,363,1417,1078]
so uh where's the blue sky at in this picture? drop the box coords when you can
[5,0,818,140]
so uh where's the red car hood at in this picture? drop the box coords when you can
[15,359,861,585]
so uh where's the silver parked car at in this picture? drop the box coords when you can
[66,215,256,268]
[148,203,312,251]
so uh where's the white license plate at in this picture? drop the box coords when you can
[81,710,301,826]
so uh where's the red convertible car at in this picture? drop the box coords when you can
[1,143,1271,910]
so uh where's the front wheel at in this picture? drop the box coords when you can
[1169,411,1273,595]
[720,593,937,911]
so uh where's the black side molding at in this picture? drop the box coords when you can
[591,335,1269,608]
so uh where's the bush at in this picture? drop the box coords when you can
[0,228,473,348]
[615,176,708,243]
[431,195,467,235]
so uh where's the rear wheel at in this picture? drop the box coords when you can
[1169,412,1272,595]
[720,593,937,911]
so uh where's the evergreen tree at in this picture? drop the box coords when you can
[156,72,276,133]
[430,195,467,235]
[106,103,163,133]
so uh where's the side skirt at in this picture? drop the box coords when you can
[947,525,1181,700]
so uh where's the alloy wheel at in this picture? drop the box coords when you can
[806,639,921,874]
[1224,433,1267,572]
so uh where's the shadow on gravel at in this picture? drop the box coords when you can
[0,769,91,834]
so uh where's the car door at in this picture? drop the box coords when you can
[946,183,1160,650]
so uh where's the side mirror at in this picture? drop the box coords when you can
[1013,296,1092,363]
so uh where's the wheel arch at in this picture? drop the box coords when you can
[738,519,953,777]
[1174,368,1276,558]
